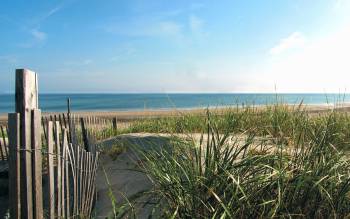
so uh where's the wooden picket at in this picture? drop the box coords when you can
[32,109,43,219]
[0,128,5,161]
[0,125,9,161]
[47,121,55,218]
[8,113,20,219]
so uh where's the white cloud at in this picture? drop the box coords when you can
[30,29,47,41]
[262,25,350,92]
[18,28,47,47]
[159,21,182,36]
[269,32,306,55]
[158,25,350,93]
[82,59,92,65]
[188,14,207,43]
[189,15,203,32]
[333,0,350,11]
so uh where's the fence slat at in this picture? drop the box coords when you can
[79,148,84,213]
[65,139,71,218]
[0,131,4,160]
[113,117,118,135]
[61,129,68,218]
[47,121,56,219]
[71,115,77,146]
[2,125,9,159]
[0,126,7,160]
[67,143,77,218]
[55,121,62,218]
[8,113,21,219]
[32,109,43,219]
[80,118,89,151]
[20,110,34,218]
[89,152,99,215]
[84,151,90,215]
[76,146,81,216]
[84,153,92,214]
[80,150,86,215]
[41,117,47,144]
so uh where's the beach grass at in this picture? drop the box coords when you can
[125,103,350,150]
[116,103,350,218]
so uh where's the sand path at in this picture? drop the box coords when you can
[94,134,173,218]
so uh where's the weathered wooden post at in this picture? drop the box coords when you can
[80,118,90,151]
[112,117,118,135]
[67,98,73,144]
[9,69,43,219]
[67,98,71,115]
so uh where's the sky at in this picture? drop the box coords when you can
[1,0,350,93]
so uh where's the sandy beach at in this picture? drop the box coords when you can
[1,104,349,126]
[0,104,348,125]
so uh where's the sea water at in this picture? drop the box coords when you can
[0,93,348,113]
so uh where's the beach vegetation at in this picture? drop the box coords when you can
[114,103,350,218]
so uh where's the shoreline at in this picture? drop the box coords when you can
[1,103,350,125]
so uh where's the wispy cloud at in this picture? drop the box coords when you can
[28,4,64,41]
[104,3,206,41]
[16,2,68,48]
[64,59,93,66]
[269,32,306,55]
[30,29,47,41]
[105,19,183,39]
[158,21,182,36]
[105,15,207,42]
[110,44,137,62]
[190,3,205,10]
[189,15,203,33]
[18,28,47,48]
[0,55,17,63]
[43,5,64,20]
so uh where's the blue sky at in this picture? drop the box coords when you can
[1,0,350,93]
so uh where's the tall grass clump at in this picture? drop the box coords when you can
[138,108,350,218]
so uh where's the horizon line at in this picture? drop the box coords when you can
[1,92,350,95]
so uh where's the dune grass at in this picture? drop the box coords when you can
[120,103,350,218]
[125,104,350,150]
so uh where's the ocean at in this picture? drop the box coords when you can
[0,93,349,113]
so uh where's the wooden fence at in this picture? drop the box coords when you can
[42,113,118,152]
[45,121,99,218]
[7,69,105,218]
[0,113,117,167]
